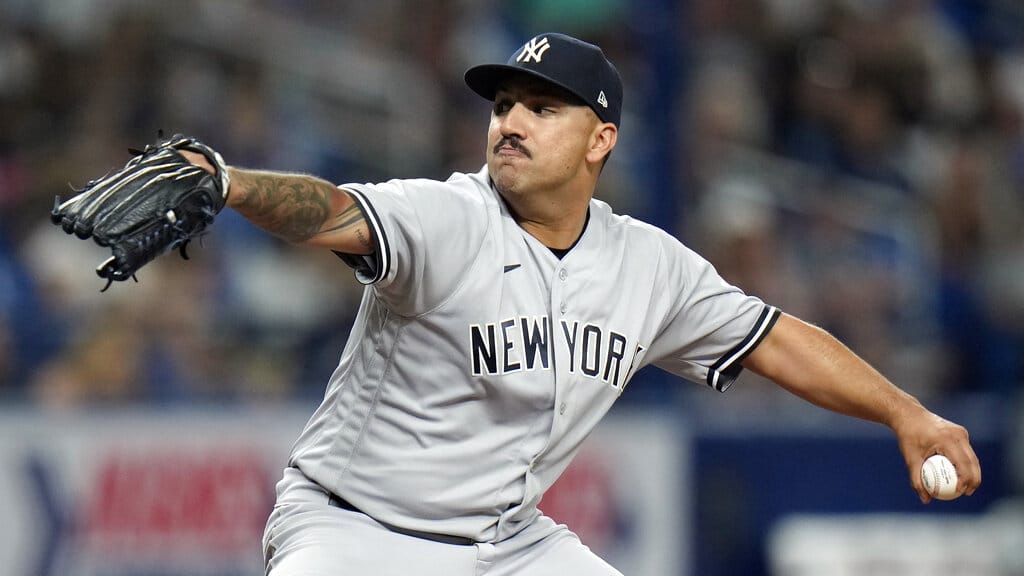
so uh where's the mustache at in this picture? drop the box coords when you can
[493,136,531,158]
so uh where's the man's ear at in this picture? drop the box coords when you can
[587,123,618,165]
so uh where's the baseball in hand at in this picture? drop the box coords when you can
[921,454,959,500]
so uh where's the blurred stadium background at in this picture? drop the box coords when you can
[1,0,1022,574]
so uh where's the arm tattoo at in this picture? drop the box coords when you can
[322,204,374,250]
[230,171,336,243]
[356,228,371,250]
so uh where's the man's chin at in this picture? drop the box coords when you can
[489,165,522,196]
[492,179,515,198]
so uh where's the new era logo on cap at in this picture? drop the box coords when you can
[464,33,623,127]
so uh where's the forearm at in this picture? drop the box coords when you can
[741,313,925,429]
[742,312,980,501]
[226,168,372,252]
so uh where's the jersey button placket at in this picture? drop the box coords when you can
[545,263,572,475]
[558,268,568,315]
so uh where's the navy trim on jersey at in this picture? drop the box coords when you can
[332,186,391,285]
[707,305,781,392]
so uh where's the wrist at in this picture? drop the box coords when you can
[887,393,927,434]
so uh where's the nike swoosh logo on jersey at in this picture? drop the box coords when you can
[503,264,522,273]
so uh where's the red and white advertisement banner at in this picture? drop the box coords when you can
[0,407,685,576]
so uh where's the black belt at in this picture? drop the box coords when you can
[327,493,476,546]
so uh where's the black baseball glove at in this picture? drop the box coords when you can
[51,134,230,290]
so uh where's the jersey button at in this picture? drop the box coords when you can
[559,302,567,314]
[558,269,568,281]
[559,402,567,415]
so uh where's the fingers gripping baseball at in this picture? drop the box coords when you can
[894,410,981,503]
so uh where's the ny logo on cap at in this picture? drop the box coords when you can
[516,36,551,64]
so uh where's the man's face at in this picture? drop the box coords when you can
[486,75,601,200]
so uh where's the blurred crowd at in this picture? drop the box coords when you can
[0,0,1022,409]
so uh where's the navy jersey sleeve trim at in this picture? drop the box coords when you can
[330,186,391,285]
[707,305,781,392]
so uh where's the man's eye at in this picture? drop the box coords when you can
[494,101,512,114]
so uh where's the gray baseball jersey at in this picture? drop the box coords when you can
[287,166,779,543]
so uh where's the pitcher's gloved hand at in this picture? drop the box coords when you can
[51,134,230,290]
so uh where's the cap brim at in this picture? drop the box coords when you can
[464,64,586,104]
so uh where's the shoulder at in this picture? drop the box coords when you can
[387,166,491,197]
[590,198,683,252]
[588,199,714,284]
[359,167,495,211]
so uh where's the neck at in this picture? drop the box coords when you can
[490,169,598,249]
[505,198,590,250]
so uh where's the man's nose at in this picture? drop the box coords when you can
[498,103,528,138]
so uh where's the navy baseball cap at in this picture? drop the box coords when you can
[465,33,623,126]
